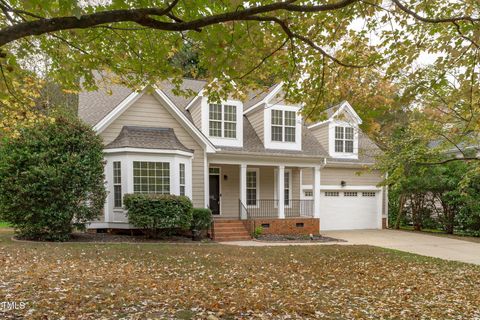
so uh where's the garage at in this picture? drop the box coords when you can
[319,190,381,230]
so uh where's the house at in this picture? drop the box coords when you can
[78,79,388,240]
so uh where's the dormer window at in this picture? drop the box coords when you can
[271,110,296,142]
[209,103,237,138]
[334,126,354,153]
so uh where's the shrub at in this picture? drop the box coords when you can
[124,194,193,238]
[191,208,212,240]
[0,116,106,241]
[252,226,263,238]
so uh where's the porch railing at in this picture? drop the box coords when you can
[239,199,315,219]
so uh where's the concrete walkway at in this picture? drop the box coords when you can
[220,230,480,265]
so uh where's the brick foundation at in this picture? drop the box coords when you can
[246,218,320,236]
[382,217,388,229]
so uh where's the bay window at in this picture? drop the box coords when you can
[179,163,186,196]
[133,161,170,194]
[113,161,122,208]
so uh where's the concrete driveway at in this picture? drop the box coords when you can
[322,229,480,265]
[222,230,480,265]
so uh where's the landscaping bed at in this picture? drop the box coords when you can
[256,234,345,242]
[13,232,212,243]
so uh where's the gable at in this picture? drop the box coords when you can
[331,101,362,125]
[101,93,202,149]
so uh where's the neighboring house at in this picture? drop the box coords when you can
[78,79,388,240]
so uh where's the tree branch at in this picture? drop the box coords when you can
[0,0,359,47]
[418,157,480,166]
[392,0,480,23]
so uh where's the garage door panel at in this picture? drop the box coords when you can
[320,191,379,230]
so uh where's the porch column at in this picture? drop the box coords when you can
[313,165,321,218]
[239,164,247,220]
[278,165,285,219]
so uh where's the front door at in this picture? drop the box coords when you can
[209,174,220,215]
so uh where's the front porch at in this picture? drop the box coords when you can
[208,162,321,225]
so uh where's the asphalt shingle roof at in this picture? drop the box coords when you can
[78,78,381,162]
[79,84,133,126]
[105,126,193,153]
[217,117,327,158]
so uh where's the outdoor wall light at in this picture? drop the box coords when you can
[341,180,346,187]
[224,175,228,181]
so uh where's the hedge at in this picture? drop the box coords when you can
[124,194,193,238]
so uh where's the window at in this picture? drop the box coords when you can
[344,191,358,197]
[335,126,354,153]
[209,103,237,138]
[274,169,292,207]
[133,161,170,194]
[284,111,296,142]
[284,171,290,206]
[304,190,313,197]
[324,191,339,197]
[224,105,237,138]
[271,110,296,142]
[362,192,376,197]
[246,170,258,206]
[113,161,122,208]
[179,163,185,196]
[209,167,220,175]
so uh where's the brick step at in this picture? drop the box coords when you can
[213,222,245,226]
[213,226,248,232]
[215,236,252,241]
[214,231,250,237]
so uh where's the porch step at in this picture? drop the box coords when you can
[215,236,252,242]
[212,220,251,241]
[213,226,249,232]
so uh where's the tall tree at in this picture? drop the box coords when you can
[0,0,478,154]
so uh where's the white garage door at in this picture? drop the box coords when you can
[320,190,380,230]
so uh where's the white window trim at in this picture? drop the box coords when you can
[104,152,193,223]
[328,120,359,159]
[113,161,122,209]
[179,162,188,196]
[274,168,293,208]
[201,98,243,147]
[246,168,260,208]
[132,160,171,194]
[264,105,302,151]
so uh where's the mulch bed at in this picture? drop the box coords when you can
[70,232,212,243]
[12,232,212,244]
[256,234,345,242]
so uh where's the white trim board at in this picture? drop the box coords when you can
[320,185,381,191]
[153,88,217,152]
[243,82,284,115]
[93,90,144,133]
[307,101,362,129]
[104,148,194,157]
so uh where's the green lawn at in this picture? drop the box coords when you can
[0,221,10,228]
[0,229,479,319]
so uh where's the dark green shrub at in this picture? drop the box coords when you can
[124,194,193,238]
[191,208,212,240]
[0,117,106,241]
